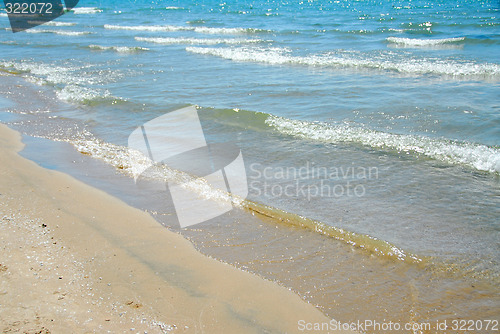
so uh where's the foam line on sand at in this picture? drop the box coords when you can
[0,124,354,333]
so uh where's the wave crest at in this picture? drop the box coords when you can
[266,115,500,173]
[104,24,269,34]
[71,7,102,14]
[186,46,500,77]
[27,21,76,27]
[25,29,90,36]
[387,36,466,47]
[88,45,149,53]
[135,36,264,45]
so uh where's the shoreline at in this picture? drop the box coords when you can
[0,123,353,333]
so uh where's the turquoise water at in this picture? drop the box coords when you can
[1,0,499,328]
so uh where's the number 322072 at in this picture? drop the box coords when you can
[5,3,54,14]
[451,319,498,331]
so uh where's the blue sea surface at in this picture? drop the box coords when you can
[0,0,499,325]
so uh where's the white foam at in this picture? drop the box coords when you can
[104,24,268,34]
[186,46,294,64]
[67,136,242,206]
[186,46,500,77]
[44,21,77,27]
[135,36,263,45]
[25,29,90,36]
[104,24,184,32]
[0,61,121,103]
[1,60,73,80]
[1,61,118,85]
[71,7,102,14]
[192,26,265,34]
[27,21,76,27]
[88,45,149,53]
[56,85,111,103]
[266,116,500,173]
[386,37,466,47]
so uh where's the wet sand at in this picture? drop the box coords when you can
[0,123,353,333]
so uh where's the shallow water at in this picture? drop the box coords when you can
[0,0,499,331]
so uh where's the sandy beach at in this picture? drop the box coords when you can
[0,123,353,333]
[1,1,498,332]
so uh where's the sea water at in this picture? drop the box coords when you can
[1,0,499,330]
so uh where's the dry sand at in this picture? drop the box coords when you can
[0,123,354,333]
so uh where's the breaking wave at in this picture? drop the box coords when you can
[266,115,500,173]
[71,7,102,14]
[135,36,264,45]
[25,29,90,36]
[386,36,466,47]
[88,44,150,53]
[186,46,500,77]
[104,24,270,34]
[61,132,423,264]
[201,107,500,173]
[0,60,123,105]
